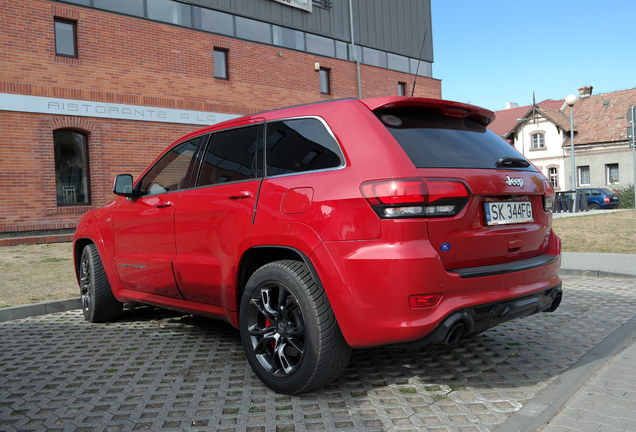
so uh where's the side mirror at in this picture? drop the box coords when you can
[113,174,135,197]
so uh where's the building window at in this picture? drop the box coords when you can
[54,18,77,58]
[319,67,330,94]
[531,132,545,150]
[214,48,228,79]
[398,82,407,96]
[606,163,619,185]
[548,167,558,189]
[54,130,89,205]
[578,165,590,186]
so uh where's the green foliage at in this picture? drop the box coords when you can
[614,183,635,209]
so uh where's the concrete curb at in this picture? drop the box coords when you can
[0,298,82,323]
[494,315,636,432]
[559,268,636,279]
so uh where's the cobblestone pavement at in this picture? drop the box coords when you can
[1,276,635,432]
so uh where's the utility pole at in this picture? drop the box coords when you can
[629,106,636,209]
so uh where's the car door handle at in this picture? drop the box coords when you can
[154,200,174,208]
[228,191,253,200]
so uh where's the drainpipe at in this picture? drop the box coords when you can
[348,0,362,99]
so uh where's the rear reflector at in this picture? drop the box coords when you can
[360,178,470,219]
[409,293,442,308]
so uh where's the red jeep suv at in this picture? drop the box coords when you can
[74,96,562,394]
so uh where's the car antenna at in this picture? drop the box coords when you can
[410,28,428,97]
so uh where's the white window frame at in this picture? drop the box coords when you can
[606,163,619,185]
[577,165,590,186]
[530,132,545,150]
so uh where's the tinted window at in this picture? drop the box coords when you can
[93,0,144,16]
[198,125,262,186]
[273,26,305,51]
[265,119,343,176]
[377,109,536,170]
[235,17,271,44]
[147,0,192,26]
[194,7,234,35]
[139,137,203,196]
[214,48,228,79]
[54,130,89,205]
[306,33,334,57]
[54,19,76,57]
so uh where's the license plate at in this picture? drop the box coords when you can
[484,201,533,226]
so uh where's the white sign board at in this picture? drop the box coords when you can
[0,93,240,126]
[272,0,312,12]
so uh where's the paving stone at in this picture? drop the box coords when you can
[0,276,635,431]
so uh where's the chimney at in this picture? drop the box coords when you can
[578,86,593,98]
[505,102,519,109]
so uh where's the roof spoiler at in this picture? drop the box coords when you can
[360,96,495,126]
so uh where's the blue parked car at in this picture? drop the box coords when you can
[577,188,620,210]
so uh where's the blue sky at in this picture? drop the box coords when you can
[431,0,636,111]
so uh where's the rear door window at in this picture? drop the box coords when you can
[197,124,263,186]
[265,118,343,176]
[376,109,536,171]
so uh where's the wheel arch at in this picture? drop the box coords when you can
[236,246,323,314]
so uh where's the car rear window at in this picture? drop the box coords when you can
[376,109,536,170]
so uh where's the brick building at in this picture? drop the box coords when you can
[0,0,441,245]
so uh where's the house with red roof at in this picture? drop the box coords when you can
[489,86,636,192]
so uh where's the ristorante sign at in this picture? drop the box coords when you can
[272,0,312,12]
[0,93,239,126]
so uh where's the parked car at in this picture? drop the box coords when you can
[73,96,562,394]
[577,188,620,209]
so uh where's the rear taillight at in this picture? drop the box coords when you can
[360,178,470,219]
[604,196,610,203]
[542,180,555,212]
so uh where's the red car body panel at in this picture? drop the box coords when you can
[74,97,561,349]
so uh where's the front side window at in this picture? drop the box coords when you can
[531,132,545,150]
[606,163,619,184]
[54,18,77,57]
[54,130,89,205]
[139,137,203,196]
[265,118,343,176]
[319,68,330,94]
[578,165,590,186]
[214,48,229,79]
[198,125,263,186]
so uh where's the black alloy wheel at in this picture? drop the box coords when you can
[79,244,123,323]
[240,260,351,394]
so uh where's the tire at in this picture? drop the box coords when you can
[239,260,351,394]
[588,203,599,210]
[79,244,123,323]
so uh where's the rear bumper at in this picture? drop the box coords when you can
[313,230,562,349]
[409,283,562,346]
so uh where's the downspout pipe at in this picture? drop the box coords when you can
[348,0,362,99]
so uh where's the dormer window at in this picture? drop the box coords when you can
[531,132,545,150]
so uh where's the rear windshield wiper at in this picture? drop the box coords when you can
[496,157,530,168]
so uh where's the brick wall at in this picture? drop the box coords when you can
[0,0,442,237]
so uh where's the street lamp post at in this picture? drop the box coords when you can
[565,94,578,212]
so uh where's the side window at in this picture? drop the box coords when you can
[54,129,89,205]
[54,18,77,58]
[139,137,203,196]
[265,118,343,176]
[197,125,263,186]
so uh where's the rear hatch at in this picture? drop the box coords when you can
[369,98,554,270]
